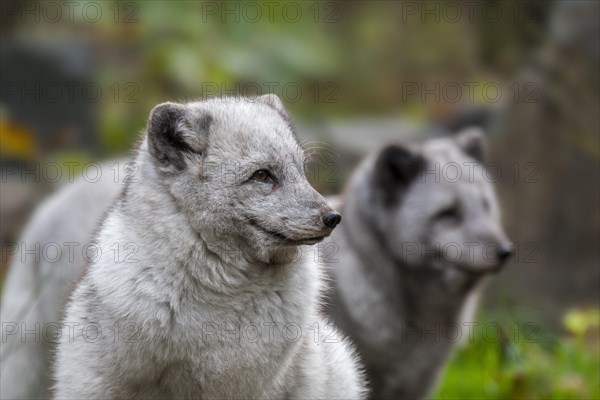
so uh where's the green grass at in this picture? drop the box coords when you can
[432,309,600,400]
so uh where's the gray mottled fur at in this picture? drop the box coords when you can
[50,95,365,399]
[325,129,511,399]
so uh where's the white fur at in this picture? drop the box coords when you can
[52,97,366,399]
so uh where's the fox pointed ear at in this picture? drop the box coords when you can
[256,93,298,138]
[256,93,288,118]
[147,102,212,171]
[455,127,487,163]
[374,144,426,206]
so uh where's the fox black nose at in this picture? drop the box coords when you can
[497,243,513,265]
[322,211,342,229]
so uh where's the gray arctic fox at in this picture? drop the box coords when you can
[324,128,512,399]
[2,95,366,399]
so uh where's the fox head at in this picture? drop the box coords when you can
[369,128,512,275]
[142,95,340,265]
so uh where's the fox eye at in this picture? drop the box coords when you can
[435,205,461,222]
[251,169,272,183]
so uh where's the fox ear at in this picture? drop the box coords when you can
[256,93,288,118]
[455,127,487,163]
[374,144,426,206]
[256,93,298,137]
[147,102,212,171]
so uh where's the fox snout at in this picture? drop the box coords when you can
[479,241,513,274]
[285,207,341,246]
[322,211,342,229]
[496,242,514,268]
[302,187,341,231]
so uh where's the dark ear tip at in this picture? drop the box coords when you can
[151,101,178,112]
[373,144,425,206]
[376,144,417,172]
[455,127,487,162]
[379,144,411,159]
[149,102,184,122]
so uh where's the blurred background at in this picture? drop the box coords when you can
[0,1,598,398]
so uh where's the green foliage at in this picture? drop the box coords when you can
[432,310,600,400]
[81,0,550,154]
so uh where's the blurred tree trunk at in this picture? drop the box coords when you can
[487,1,600,327]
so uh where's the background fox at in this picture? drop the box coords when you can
[324,129,512,399]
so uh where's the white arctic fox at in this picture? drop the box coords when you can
[2,95,366,399]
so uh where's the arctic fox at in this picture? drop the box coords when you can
[324,129,512,399]
[38,95,366,398]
